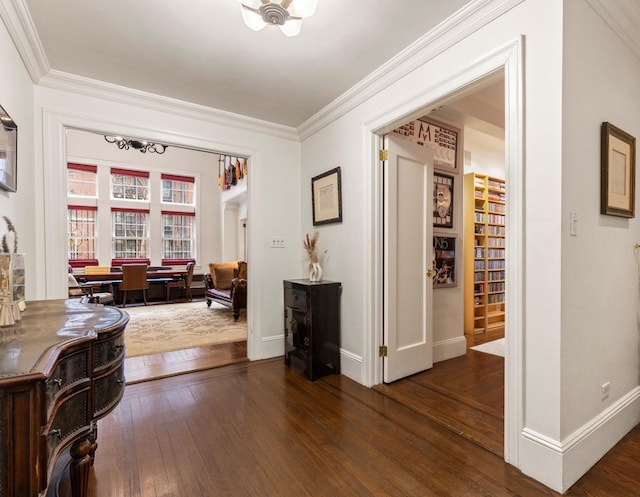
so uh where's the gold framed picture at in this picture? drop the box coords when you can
[601,122,635,218]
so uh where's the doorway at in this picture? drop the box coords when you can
[63,128,251,381]
[369,40,523,465]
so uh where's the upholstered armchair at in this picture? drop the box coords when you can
[204,261,247,321]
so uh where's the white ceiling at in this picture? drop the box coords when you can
[22,0,471,128]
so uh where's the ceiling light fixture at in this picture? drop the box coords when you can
[237,0,317,37]
[104,135,168,154]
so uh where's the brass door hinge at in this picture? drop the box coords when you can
[379,345,388,357]
[379,149,388,161]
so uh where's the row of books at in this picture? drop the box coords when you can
[474,247,485,258]
[488,259,505,269]
[488,282,505,293]
[488,237,505,247]
[488,179,505,191]
[488,270,505,281]
[488,213,505,224]
[488,201,505,213]
[487,248,505,258]
[475,212,485,222]
[487,225,505,235]
[488,293,505,304]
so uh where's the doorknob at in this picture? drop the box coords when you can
[425,268,436,278]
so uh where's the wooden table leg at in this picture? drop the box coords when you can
[69,439,92,497]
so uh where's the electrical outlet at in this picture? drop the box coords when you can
[601,381,610,401]
[270,237,285,248]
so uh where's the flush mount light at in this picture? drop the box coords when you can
[104,135,168,154]
[237,0,317,37]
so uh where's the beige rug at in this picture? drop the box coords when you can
[122,301,247,357]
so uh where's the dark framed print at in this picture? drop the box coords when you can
[601,122,635,218]
[312,167,342,225]
[433,172,454,228]
[433,234,456,288]
[0,104,17,192]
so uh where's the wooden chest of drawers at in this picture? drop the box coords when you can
[0,300,128,497]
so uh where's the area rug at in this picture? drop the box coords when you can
[122,301,247,357]
[470,337,505,357]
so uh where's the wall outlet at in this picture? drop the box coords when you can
[270,237,285,248]
[601,381,610,401]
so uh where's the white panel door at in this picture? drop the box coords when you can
[383,134,434,383]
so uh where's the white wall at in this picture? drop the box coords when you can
[559,0,640,488]
[0,18,36,300]
[33,85,301,361]
[463,126,505,178]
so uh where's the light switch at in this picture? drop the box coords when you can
[270,237,285,248]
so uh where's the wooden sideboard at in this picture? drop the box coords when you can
[0,299,128,497]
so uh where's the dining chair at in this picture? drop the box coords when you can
[120,264,149,307]
[165,261,195,301]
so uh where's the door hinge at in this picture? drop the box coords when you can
[379,149,388,161]
[379,345,388,357]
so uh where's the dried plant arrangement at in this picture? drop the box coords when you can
[1,216,17,254]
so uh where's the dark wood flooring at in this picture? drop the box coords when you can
[87,357,640,496]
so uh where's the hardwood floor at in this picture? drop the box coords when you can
[87,358,640,496]
[124,341,248,383]
[374,349,504,456]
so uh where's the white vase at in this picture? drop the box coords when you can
[309,262,323,282]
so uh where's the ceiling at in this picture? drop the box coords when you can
[21,0,471,128]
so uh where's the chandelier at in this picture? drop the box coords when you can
[104,135,168,154]
[237,0,317,37]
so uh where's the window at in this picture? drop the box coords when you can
[111,168,149,201]
[162,174,194,205]
[162,211,194,260]
[112,208,149,259]
[67,163,97,197]
[68,206,97,260]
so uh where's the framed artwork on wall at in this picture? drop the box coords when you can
[392,118,460,173]
[0,104,17,192]
[433,234,456,288]
[601,122,635,218]
[433,172,454,228]
[312,167,342,225]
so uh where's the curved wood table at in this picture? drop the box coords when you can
[0,299,128,497]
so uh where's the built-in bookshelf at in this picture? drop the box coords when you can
[463,173,506,336]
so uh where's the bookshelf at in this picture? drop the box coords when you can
[463,173,506,336]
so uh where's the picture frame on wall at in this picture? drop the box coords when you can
[433,172,454,228]
[312,167,342,226]
[601,122,635,218]
[0,104,17,193]
[433,234,456,288]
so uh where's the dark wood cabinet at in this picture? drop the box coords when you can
[0,300,128,497]
[284,279,341,381]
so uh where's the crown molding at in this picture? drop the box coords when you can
[296,0,524,141]
[0,0,49,82]
[39,70,299,142]
[586,0,640,60]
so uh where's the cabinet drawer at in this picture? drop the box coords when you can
[46,389,91,460]
[45,349,90,409]
[93,364,125,418]
[284,287,308,311]
[93,333,125,371]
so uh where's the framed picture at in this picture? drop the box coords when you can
[312,167,342,225]
[433,234,456,288]
[0,104,17,192]
[601,122,635,218]
[433,172,454,228]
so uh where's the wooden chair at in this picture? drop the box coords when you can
[120,264,149,307]
[165,261,195,301]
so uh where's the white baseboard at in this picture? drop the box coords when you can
[433,336,467,363]
[339,348,364,384]
[258,334,284,360]
[520,386,640,493]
